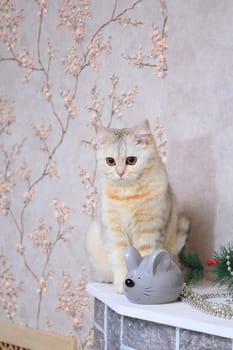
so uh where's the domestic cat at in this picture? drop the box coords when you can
[86,120,190,293]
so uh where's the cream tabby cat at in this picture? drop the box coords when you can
[87,120,190,293]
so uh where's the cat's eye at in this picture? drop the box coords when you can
[106,157,116,166]
[126,156,137,165]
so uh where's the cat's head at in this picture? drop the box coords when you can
[95,120,159,185]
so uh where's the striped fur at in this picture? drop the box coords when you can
[86,120,190,293]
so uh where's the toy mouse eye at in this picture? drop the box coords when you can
[106,157,116,166]
[126,156,137,165]
[125,279,135,288]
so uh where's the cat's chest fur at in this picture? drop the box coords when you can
[101,181,164,234]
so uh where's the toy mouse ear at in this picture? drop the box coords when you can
[149,249,171,275]
[124,246,142,272]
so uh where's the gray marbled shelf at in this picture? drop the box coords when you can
[87,283,233,350]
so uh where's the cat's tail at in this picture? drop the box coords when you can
[86,221,113,283]
[172,215,191,256]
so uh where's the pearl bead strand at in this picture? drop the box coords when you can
[181,284,233,319]
[226,250,233,276]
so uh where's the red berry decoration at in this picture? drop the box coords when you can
[206,259,219,266]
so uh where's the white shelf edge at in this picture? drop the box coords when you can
[87,282,233,340]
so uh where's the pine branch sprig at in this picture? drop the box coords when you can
[179,251,204,285]
[209,244,233,296]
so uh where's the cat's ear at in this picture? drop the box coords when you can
[124,246,142,272]
[148,249,171,275]
[95,124,115,146]
[132,119,153,146]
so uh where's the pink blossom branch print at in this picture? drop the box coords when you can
[0,138,25,216]
[123,0,168,77]
[154,118,167,163]
[0,0,43,80]
[79,166,98,218]
[0,0,168,347]
[57,269,93,350]
[0,253,22,322]
[0,0,79,328]
[32,199,74,328]
[0,0,23,50]
[0,97,15,135]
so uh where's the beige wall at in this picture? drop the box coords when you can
[166,0,233,260]
[0,0,232,346]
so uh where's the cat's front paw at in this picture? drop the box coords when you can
[114,279,124,294]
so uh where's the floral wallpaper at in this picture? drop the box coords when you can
[0,0,168,347]
[1,0,233,347]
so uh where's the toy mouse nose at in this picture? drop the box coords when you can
[125,278,135,288]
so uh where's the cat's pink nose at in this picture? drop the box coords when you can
[117,171,124,177]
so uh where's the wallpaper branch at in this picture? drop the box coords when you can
[123,0,167,77]
[0,0,167,347]
[2,0,232,347]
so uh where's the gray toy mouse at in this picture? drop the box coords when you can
[124,246,183,304]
